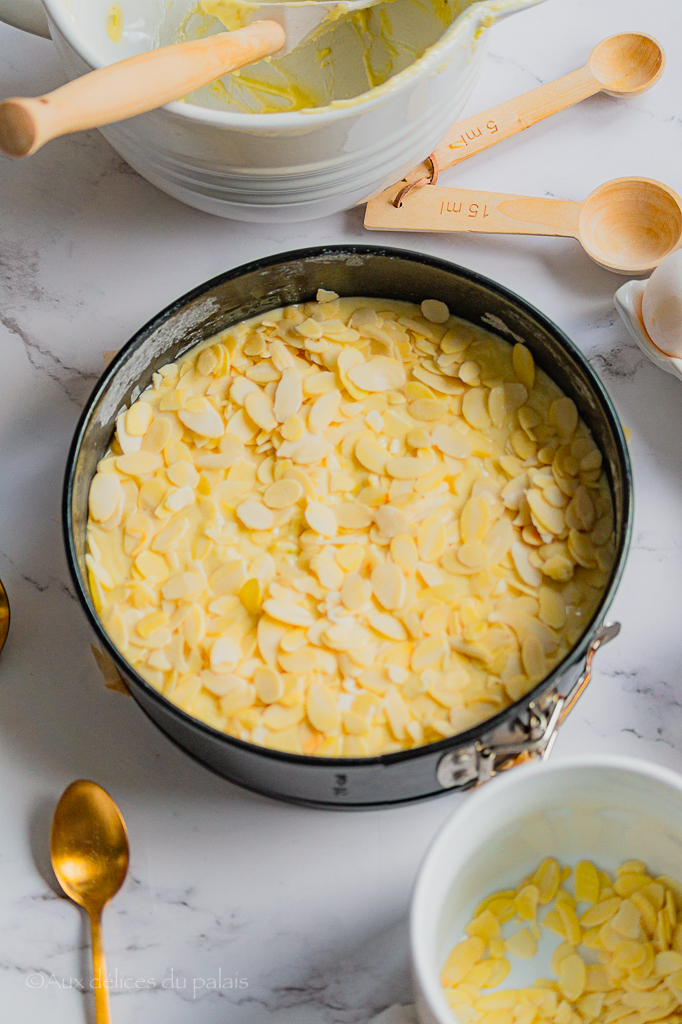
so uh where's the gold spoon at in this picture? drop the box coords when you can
[0,578,9,654]
[50,780,130,1024]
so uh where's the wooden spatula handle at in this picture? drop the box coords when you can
[407,65,599,182]
[365,183,582,237]
[0,21,285,158]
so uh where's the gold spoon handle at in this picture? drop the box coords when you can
[89,910,112,1024]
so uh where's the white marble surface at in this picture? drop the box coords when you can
[0,0,681,1020]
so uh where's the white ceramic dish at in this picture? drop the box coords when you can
[0,0,544,222]
[411,754,682,1024]
[615,279,682,382]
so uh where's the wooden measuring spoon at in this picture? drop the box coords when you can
[365,177,682,275]
[405,33,664,183]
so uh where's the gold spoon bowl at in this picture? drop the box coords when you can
[51,780,129,1024]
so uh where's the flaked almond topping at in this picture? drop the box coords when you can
[87,295,614,760]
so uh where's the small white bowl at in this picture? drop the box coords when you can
[410,754,682,1024]
[615,280,682,382]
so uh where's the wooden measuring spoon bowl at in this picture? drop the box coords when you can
[579,178,682,273]
[365,177,682,275]
[588,32,664,97]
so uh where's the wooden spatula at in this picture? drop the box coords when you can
[0,0,381,158]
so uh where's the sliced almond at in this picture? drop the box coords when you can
[421,299,450,323]
[412,366,464,395]
[244,389,277,432]
[116,451,161,478]
[385,456,432,479]
[431,424,473,459]
[262,599,313,627]
[164,486,194,513]
[461,495,489,544]
[305,502,337,537]
[323,622,371,651]
[371,561,406,610]
[336,544,365,573]
[178,397,225,438]
[412,635,447,671]
[355,436,388,474]
[409,398,448,421]
[390,534,418,574]
[263,478,303,509]
[341,573,371,611]
[511,541,543,588]
[374,505,408,539]
[308,388,341,432]
[274,367,303,422]
[236,500,274,531]
[306,682,341,735]
[346,357,406,392]
[550,397,579,437]
[125,401,153,437]
[462,388,490,430]
[311,555,345,590]
[418,514,447,562]
[336,502,374,530]
[89,473,123,522]
[367,610,407,640]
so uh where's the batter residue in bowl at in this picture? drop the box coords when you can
[86,294,614,757]
[168,0,469,112]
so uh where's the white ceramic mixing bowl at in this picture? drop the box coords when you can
[0,0,544,221]
[411,754,682,1024]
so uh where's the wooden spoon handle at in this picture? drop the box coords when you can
[365,183,582,237]
[406,64,599,182]
[0,21,285,158]
[89,910,111,1024]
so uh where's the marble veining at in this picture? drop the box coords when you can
[0,0,681,1020]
